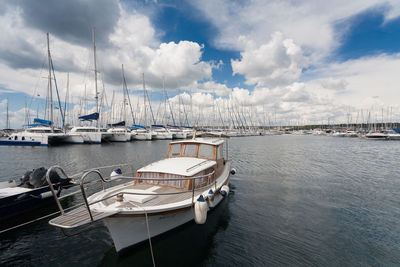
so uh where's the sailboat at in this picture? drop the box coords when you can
[4,33,83,146]
[132,73,153,140]
[106,65,131,142]
[69,29,103,144]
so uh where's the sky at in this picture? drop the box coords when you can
[1,0,400,128]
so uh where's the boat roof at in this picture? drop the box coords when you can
[170,137,224,146]
[137,157,216,176]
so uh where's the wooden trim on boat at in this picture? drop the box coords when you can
[112,206,192,217]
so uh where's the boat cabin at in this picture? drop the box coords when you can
[136,138,226,190]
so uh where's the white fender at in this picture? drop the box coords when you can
[207,189,214,201]
[194,195,208,224]
[110,169,122,180]
[39,191,54,199]
[220,185,229,197]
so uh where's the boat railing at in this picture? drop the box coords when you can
[47,164,216,224]
[78,170,216,222]
[45,163,135,216]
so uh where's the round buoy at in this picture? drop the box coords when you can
[207,189,214,201]
[220,185,229,197]
[194,195,208,224]
[230,168,236,175]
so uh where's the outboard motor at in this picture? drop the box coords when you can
[29,167,47,188]
[20,170,33,187]
[48,169,62,184]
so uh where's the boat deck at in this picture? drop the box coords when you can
[103,182,212,208]
[49,183,215,229]
[49,206,118,228]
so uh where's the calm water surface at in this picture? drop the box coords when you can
[1,135,400,266]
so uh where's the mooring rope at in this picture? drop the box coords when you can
[129,201,156,267]
[0,202,83,234]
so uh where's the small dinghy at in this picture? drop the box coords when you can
[47,133,235,254]
[0,167,73,220]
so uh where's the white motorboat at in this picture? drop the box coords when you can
[0,167,74,220]
[47,134,234,254]
[386,130,400,140]
[344,130,359,137]
[332,131,346,137]
[365,131,388,140]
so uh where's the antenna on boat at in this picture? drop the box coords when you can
[47,32,54,133]
[192,124,197,139]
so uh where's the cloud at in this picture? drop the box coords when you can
[0,1,216,112]
[232,32,308,87]
[319,78,349,91]
[191,0,400,55]
[148,41,212,86]
[15,0,120,47]
[195,81,231,96]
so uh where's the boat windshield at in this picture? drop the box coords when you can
[170,144,181,156]
[169,142,217,160]
[183,144,197,156]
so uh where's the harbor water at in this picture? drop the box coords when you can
[1,135,400,266]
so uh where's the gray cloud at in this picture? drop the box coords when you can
[15,0,120,47]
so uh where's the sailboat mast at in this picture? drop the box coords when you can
[92,28,99,128]
[121,64,126,128]
[6,98,9,129]
[143,73,146,127]
[47,33,54,132]
[64,73,69,128]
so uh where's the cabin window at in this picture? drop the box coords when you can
[183,144,197,157]
[170,144,182,157]
[139,172,186,188]
[217,144,224,160]
[199,144,214,159]
[22,136,25,140]
[14,136,17,140]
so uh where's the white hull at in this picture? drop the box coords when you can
[105,193,226,253]
[133,132,152,140]
[69,127,102,144]
[80,132,102,144]
[387,134,400,140]
[173,132,187,139]
[9,132,49,145]
[105,208,194,253]
[152,132,173,140]
[108,133,130,142]
[62,134,84,144]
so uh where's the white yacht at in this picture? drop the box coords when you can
[47,134,234,254]
[365,131,388,140]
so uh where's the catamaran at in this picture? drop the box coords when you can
[46,133,235,253]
